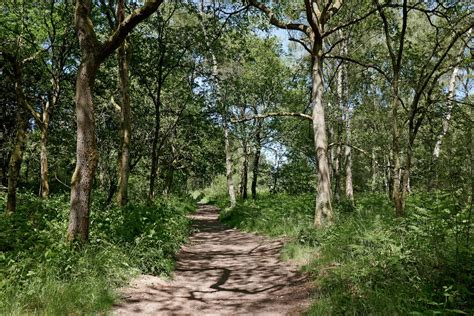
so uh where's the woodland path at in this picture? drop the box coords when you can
[113,204,311,315]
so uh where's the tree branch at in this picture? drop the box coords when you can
[232,112,312,123]
[323,7,378,38]
[247,0,310,35]
[325,54,390,82]
[289,37,312,54]
[100,0,164,60]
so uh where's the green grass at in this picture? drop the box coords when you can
[219,193,474,315]
[0,191,195,315]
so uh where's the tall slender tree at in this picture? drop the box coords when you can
[248,0,378,226]
[68,0,164,241]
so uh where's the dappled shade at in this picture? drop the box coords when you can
[114,205,310,315]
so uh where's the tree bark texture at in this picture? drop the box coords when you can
[68,56,99,241]
[312,40,333,227]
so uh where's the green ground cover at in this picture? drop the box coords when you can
[0,192,195,315]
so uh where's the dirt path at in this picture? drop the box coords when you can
[113,204,311,315]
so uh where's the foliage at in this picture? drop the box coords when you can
[0,192,195,314]
[220,193,474,314]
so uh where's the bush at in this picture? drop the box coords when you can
[0,192,195,314]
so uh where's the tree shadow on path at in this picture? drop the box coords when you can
[113,204,311,315]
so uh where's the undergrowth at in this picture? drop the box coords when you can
[0,191,195,315]
[219,193,474,315]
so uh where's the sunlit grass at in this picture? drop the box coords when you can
[0,192,195,315]
[219,192,474,315]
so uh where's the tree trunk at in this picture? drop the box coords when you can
[371,148,377,192]
[385,152,392,197]
[251,121,262,200]
[67,0,164,241]
[1,155,8,187]
[38,78,59,199]
[340,36,354,203]
[433,67,458,159]
[106,173,117,205]
[39,122,49,198]
[312,40,333,227]
[149,85,161,201]
[6,107,28,213]
[67,56,99,242]
[240,139,249,200]
[224,121,236,207]
[328,126,334,180]
[163,166,174,196]
[116,0,131,207]
[390,81,404,216]
[334,57,344,203]
[344,126,354,202]
[148,46,165,201]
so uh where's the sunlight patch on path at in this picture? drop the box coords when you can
[113,204,311,315]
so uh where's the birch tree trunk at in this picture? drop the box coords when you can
[224,120,237,207]
[116,0,131,206]
[334,66,343,203]
[433,67,459,159]
[344,119,354,202]
[247,0,336,226]
[339,35,354,203]
[312,39,333,226]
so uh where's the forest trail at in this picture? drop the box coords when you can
[113,204,311,315]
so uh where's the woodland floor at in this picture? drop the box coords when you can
[113,204,311,315]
